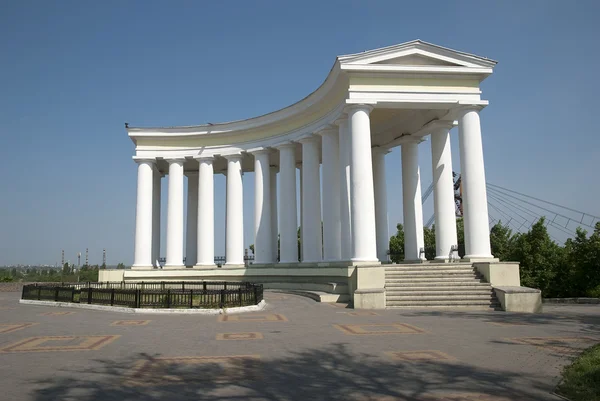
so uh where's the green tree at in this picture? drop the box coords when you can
[116,263,126,269]
[508,218,562,295]
[423,225,436,260]
[388,223,404,263]
[490,221,513,261]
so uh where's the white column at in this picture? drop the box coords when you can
[185,171,198,267]
[165,158,185,268]
[252,150,273,264]
[270,166,278,262]
[224,154,245,266]
[195,157,215,267]
[132,159,154,269]
[372,147,390,263]
[431,126,459,261]
[300,136,322,263]
[347,105,378,262]
[151,168,161,268]
[278,144,298,263]
[335,116,352,261]
[319,126,342,261]
[458,107,494,260]
[401,139,426,262]
[297,163,303,261]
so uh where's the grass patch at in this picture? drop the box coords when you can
[556,343,600,401]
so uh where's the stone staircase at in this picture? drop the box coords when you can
[385,263,501,309]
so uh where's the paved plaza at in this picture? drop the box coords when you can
[0,290,598,401]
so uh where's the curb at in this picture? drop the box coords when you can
[19,299,267,315]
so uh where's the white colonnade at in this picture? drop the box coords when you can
[131,105,494,268]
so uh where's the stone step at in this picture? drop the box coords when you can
[386,267,477,272]
[386,289,493,296]
[386,282,492,288]
[387,299,500,305]
[386,274,482,279]
[386,291,495,301]
[387,303,501,310]
[386,263,474,268]
[386,270,479,276]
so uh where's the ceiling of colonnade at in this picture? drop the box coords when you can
[154,107,450,174]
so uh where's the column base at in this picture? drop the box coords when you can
[463,255,498,263]
[398,259,427,264]
[350,259,381,266]
[223,263,245,269]
[131,264,154,270]
[163,264,185,270]
[193,264,217,270]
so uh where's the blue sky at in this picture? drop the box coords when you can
[1,0,599,266]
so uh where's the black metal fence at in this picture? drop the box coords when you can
[21,281,263,309]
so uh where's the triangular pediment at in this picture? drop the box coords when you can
[338,40,497,69]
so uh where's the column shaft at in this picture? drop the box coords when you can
[320,129,342,261]
[196,158,215,266]
[301,137,322,263]
[431,128,459,260]
[336,117,352,261]
[165,159,185,268]
[225,155,244,266]
[151,169,161,267]
[132,160,154,268]
[347,105,378,262]
[270,166,278,262]
[372,148,389,262]
[458,108,493,259]
[401,141,426,261]
[253,151,273,263]
[185,172,198,266]
[279,145,298,263]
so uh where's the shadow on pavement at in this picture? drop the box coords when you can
[31,343,560,401]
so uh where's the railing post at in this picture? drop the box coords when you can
[203,282,207,291]
[182,282,185,291]
[88,288,92,304]
[224,282,227,290]
[38,286,41,300]
[135,289,141,308]
[54,287,59,302]
[220,289,225,308]
[254,286,258,305]
[111,288,115,306]
[189,289,193,308]
[239,287,243,306]
[71,288,75,303]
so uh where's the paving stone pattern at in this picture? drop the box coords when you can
[0,291,598,400]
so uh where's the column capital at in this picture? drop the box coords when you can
[371,146,391,155]
[164,157,186,165]
[315,125,338,137]
[344,104,374,115]
[221,152,243,161]
[455,104,484,117]
[428,120,456,135]
[269,165,279,173]
[333,114,348,126]
[274,141,297,150]
[194,155,214,162]
[132,157,156,165]
[247,147,272,155]
[298,135,319,144]
[400,135,425,145]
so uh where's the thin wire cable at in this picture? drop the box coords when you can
[488,189,577,238]
[487,185,595,230]
[488,192,575,238]
[488,183,600,220]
